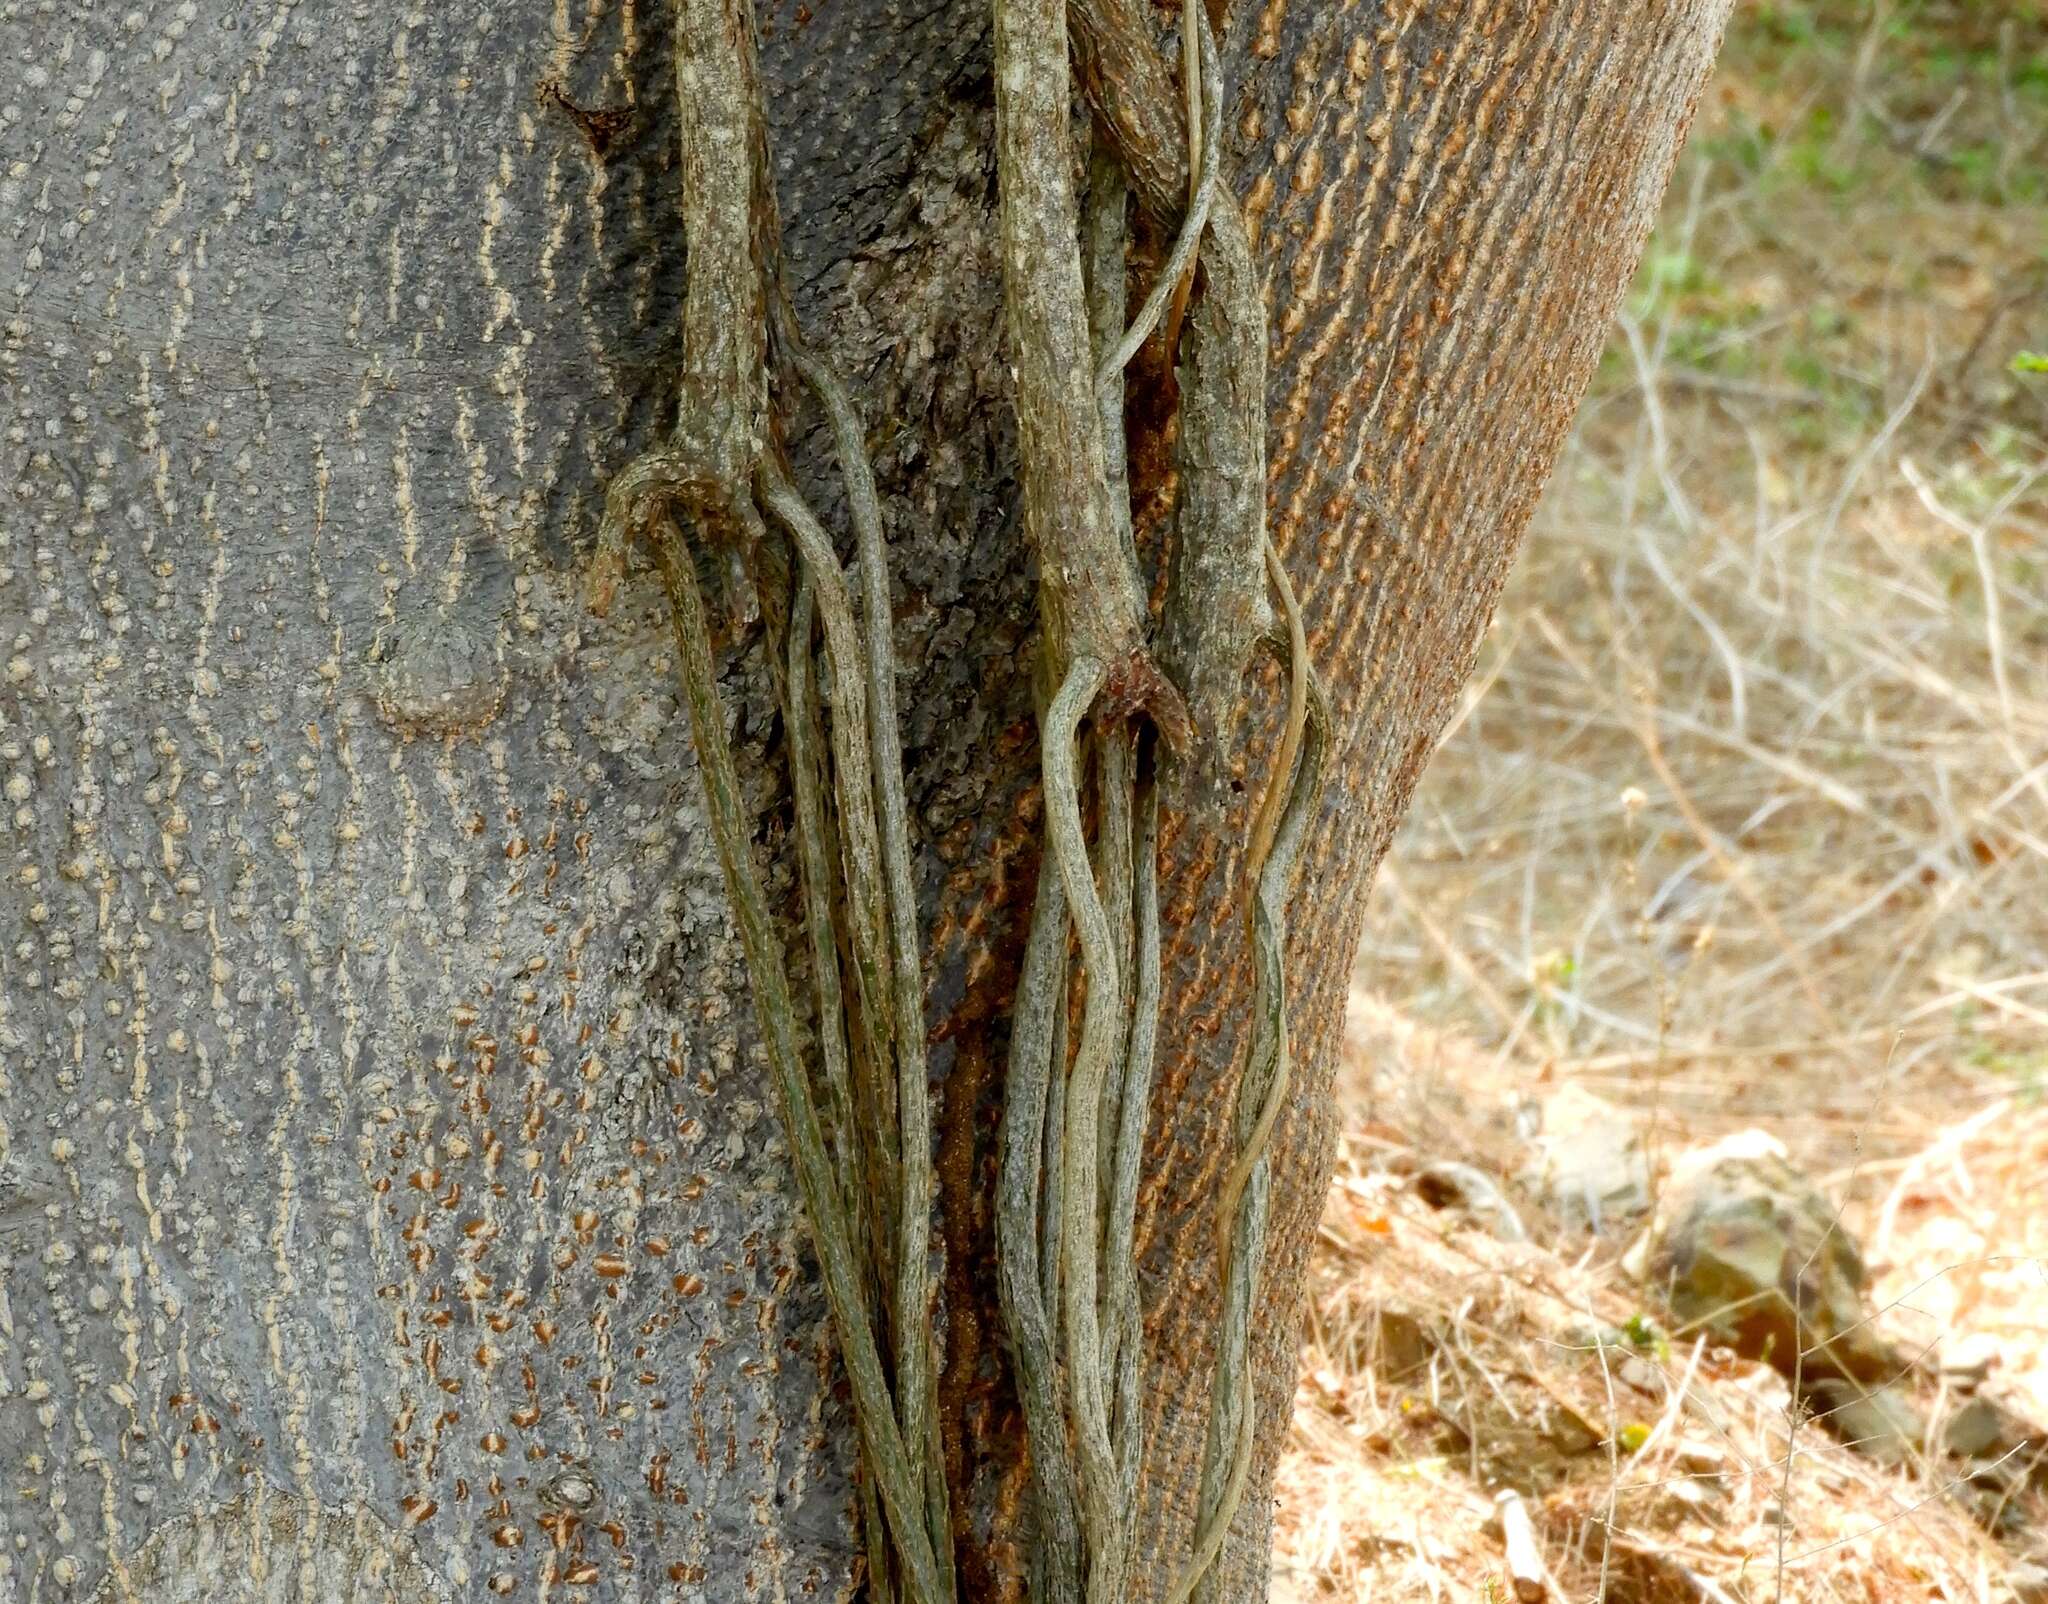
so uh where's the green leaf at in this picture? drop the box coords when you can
[2011,351,2048,375]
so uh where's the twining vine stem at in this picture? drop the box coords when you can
[596,0,1329,1599]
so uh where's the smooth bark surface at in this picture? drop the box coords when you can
[0,2,1727,1600]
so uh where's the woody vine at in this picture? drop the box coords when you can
[589,0,1327,1600]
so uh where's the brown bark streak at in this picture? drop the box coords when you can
[1119,5,1731,1595]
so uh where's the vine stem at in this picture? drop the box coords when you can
[763,468,903,1275]
[618,3,1334,1601]
[1079,148,1152,1468]
[778,330,956,1587]
[1104,759,1160,1504]
[996,855,1083,1604]
[789,574,898,1604]
[1042,657,1131,1603]
[1157,0,1205,366]
[1071,0,1271,786]
[650,518,946,1604]
[993,0,1150,686]
[1093,73,1217,395]
[783,574,862,1225]
[1217,538,1313,1250]
[594,0,959,1594]
[1173,626,1331,1604]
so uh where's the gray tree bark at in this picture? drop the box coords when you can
[0,2,1728,1601]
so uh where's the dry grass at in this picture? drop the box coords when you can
[1274,998,2048,1604]
[1279,3,2048,1598]
[1362,2,2048,1162]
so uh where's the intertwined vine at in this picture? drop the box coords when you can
[593,1,1327,1600]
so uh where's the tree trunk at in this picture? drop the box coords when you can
[0,2,1726,1600]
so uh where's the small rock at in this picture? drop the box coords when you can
[1961,1454,2030,1536]
[1660,1478,1717,1516]
[1517,1085,1652,1235]
[1541,1405,1600,1456]
[1367,1307,1432,1379]
[1615,1354,1660,1394]
[1939,1334,2000,1391]
[1944,1394,2020,1461]
[1413,1160,1528,1241]
[1647,1130,1895,1388]
[1494,1489,1550,1602]
[1806,1378,1926,1467]
[1673,1438,1726,1475]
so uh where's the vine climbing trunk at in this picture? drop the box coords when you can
[0,3,1729,1603]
